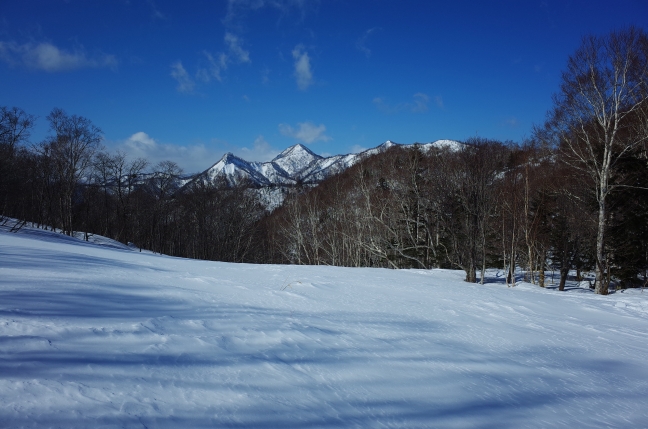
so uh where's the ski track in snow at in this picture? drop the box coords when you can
[1,225,648,428]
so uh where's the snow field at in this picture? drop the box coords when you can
[1,225,648,428]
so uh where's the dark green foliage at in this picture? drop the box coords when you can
[607,146,648,287]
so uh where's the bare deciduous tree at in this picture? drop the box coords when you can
[40,108,103,235]
[0,106,36,219]
[541,27,648,294]
[0,106,36,151]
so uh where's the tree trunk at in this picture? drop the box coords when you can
[538,250,546,287]
[595,185,609,295]
[481,257,486,285]
[559,267,569,291]
[465,262,477,283]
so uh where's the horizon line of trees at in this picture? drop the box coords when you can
[1,27,647,294]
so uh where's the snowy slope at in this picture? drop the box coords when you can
[198,152,276,187]
[2,224,648,428]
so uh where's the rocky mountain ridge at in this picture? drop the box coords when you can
[189,139,462,189]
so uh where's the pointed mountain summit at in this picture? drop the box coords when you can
[188,139,463,191]
[201,152,270,186]
[273,143,320,160]
[271,144,323,178]
[206,152,247,178]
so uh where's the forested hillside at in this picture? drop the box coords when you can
[1,27,647,294]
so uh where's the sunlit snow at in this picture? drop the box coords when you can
[1,224,647,428]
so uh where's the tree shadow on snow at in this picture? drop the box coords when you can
[1,296,645,428]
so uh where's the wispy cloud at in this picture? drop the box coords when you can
[238,135,281,161]
[224,0,314,27]
[292,44,313,90]
[210,135,281,162]
[350,144,368,154]
[147,0,165,19]
[221,1,316,89]
[117,132,219,173]
[170,61,195,93]
[224,32,250,64]
[356,27,381,58]
[261,66,271,84]
[196,51,228,83]
[503,116,518,127]
[180,32,251,92]
[411,93,429,112]
[435,95,445,109]
[0,41,117,72]
[372,97,388,112]
[279,121,331,144]
[373,93,433,114]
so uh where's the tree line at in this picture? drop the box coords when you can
[1,27,647,294]
[0,107,265,261]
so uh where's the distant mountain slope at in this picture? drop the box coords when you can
[189,140,462,189]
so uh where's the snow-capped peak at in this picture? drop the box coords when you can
[271,144,322,177]
[430,139,464,151]
[273,143,320,161]
[218,152,243,164]
[189,139,465,193]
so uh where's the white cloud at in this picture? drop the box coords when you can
[356,27,381,58]
[279,121,331,144]
[147,0,165,19]
[373,93,431,114]
[125,132,157,150]
[111,132,282,172]
[118,132,219,173]
[503,117,519,127]
[224,0,313,26]
[224,32,250,63]
[208,135,281,162]
[196,51,227,83]
[435,95,445,109]
[0,41,117,72]
[261,66,271,84]
[412,93,429,112]
[350,144,368,154]
[170,61,195,93]
[292,44,313,90]
[237,136,281,161]
[372,97,386,110]
[224,0,267,24]
[184,32,250,90]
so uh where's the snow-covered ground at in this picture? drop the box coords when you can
[1,224,648,428]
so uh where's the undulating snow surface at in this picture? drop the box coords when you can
[1,225,648,428]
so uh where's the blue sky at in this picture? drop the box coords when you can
[1,0,647,173]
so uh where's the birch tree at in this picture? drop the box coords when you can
[541,27,648,294]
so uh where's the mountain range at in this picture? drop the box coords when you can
[188,139,462,189]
